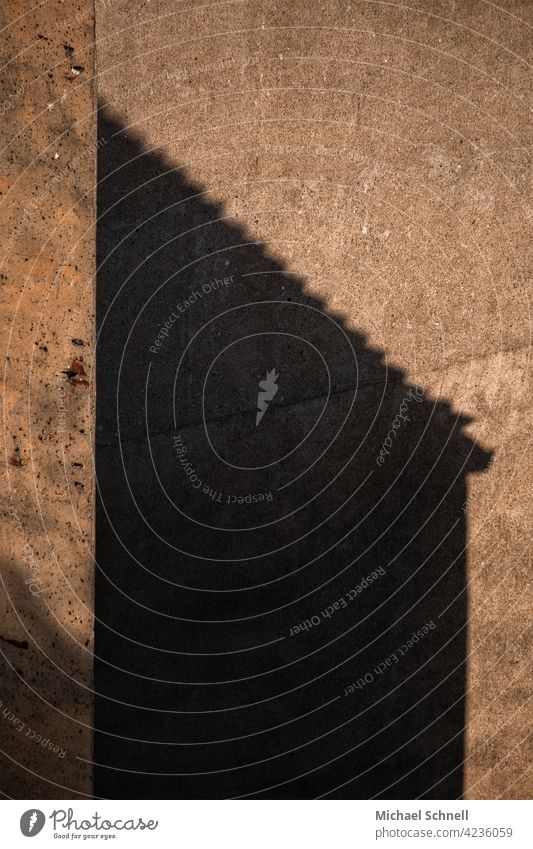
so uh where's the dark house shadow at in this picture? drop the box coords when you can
[94,103,492,799]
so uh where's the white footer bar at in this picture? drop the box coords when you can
[3,799,531,848]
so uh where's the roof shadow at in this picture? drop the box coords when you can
[94,102,492,799]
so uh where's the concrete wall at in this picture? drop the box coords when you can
[94,0,531,799]
[0,1,95,797]
[0,0,530,799]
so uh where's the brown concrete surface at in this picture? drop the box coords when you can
[0,1,95,797]
[0,0,531,801]
[93,0,531,799]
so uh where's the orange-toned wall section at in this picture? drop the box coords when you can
[0,0,95,798]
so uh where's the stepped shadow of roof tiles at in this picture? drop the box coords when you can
[94,103,492,800]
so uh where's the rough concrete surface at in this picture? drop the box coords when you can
[0,1,95,797]
[93,0,531,799]
[0,0,530,801]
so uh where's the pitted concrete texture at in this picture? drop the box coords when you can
[93,0,531,799]
[0,2,95,797]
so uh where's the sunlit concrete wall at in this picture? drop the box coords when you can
[0,0,95,797]
[1,0,530,801]
[94,0,531,799]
